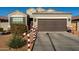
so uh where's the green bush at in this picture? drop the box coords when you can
[0,28,3,32]
[8,36,27,50]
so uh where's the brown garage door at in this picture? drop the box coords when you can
[38,19,67,31]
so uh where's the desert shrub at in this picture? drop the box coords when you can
[8,36,27,50]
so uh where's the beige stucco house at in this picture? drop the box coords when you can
[0,8,72,32]
[0,16,9,31]
[27,8,72,31]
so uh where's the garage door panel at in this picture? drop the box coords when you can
[38,19,67,31]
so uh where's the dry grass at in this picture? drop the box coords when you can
[0,34,27,51]
[0,34,12,50]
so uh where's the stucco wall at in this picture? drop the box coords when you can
[0,22,10,30]
[77,22,79,31]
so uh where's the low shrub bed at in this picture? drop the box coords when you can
[7,36,27,50]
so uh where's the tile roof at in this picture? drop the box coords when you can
[0,16,8,22]
[0,16,8,20]
[72,16,79,21]
[9,10,27,16]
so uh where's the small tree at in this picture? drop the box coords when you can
[8,36,27,50]
[11,24,27,36]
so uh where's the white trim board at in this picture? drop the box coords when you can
[34,17,70,19]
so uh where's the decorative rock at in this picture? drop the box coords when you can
[23,32,26,36]
[28,44,30,47]
[33,35,36,38]
[28,39,30,42]
[27,34,30,37]
[33,38,35,40]
[27,34,30,38]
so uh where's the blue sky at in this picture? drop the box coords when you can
[0,7,79,16]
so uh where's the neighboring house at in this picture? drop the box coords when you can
[27,8,72,32]
[72,16,79,31]
[0,16,10,31]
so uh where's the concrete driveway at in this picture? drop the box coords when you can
[33,32,54,51]
[33,32,79,51]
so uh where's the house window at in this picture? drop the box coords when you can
[11,17,24,24]
[0,19,8,22]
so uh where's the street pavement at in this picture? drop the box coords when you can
[33,32,79,51]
